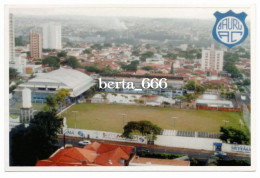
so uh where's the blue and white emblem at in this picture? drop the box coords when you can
[212,10,248,48]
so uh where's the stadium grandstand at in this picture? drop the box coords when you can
[15,68,95,103]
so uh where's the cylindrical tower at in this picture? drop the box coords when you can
[22,88,32,108]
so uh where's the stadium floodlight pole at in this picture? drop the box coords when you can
[121,113,127,128]
[172,116,178,130]
[222,120,230,126]
[72,111,78,129]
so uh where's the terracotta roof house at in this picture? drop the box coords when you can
[175,68,192,74]
[36,142,134,166]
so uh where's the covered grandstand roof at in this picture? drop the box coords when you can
[196,99,233,108]
[21,68,95,97]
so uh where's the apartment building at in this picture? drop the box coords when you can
[201,44,224,72]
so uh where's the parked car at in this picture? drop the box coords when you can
[78,140,91,146]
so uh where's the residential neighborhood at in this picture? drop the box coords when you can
[8,6,251,169]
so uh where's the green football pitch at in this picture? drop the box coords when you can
[60,103,243,133]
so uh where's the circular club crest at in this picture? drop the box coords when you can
[212,10,248,48]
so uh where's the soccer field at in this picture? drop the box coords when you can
[61,103,243,133]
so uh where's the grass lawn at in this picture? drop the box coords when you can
[10,102,45,111]
[61,103,243,133]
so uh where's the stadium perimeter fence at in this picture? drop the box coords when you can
[162,129,221,139]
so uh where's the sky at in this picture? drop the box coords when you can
[9,6,251,20]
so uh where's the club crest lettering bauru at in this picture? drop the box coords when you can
[212,10,248,48]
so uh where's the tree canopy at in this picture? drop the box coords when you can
[141,66,154,71]
[121,61,139,71]
[63,57,80,69]
[140,51,154,62]
[243,79,250,86]
[10,110,63,166]
[122,120,162,140]
[45,89,70,111]
[42,56,60,68]
[57,51,67,58]
[83,48,92,54]
[219,126,250,145]
[9,67,18,79]
[183,80,205,93]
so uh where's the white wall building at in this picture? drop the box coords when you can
[201,44,224,72]
[42,23,62,49]
[9,53,27,74]
[9,13,15,63]
[146,54,164,65]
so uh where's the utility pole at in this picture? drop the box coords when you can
[72,111,78,129]
[121,113,127,129]
[172,116,178,130]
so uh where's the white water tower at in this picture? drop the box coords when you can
[22,88,32,108]
[20,88,33,123]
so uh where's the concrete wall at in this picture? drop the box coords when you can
[155,135,250,154]
[62,128,146,144]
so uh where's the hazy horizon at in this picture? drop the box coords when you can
[9,6,251,20]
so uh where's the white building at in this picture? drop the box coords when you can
[9,13,15,63]
[178,44,188,51]
[201,44,224,72]
[42,23,62,49]
[17,68,95,102]
[9,53,27,74]
[146,54,164,65]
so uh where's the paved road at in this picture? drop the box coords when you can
[57,136,250,163]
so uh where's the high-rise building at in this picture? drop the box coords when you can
[9,13,15,63]
[201,44,224,72]
[30,30,42,59]
[42,23,62,49]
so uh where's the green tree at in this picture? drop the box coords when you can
[45,95,58,110]
[91,44,102,50]
[142,66,154,71]
[63,57,80,69]
[10,110,62,166]
[9,67,18,79]
[140,51,154,62]
[217,158,250,166]
[55,89,70,108]
[122,120,162,140]
[83,48,92,54]
[85,65,101,73]
[164,52,176,60]
[220,126,250,145]
[223,62,241,78]
[121,61,139,71]
[57,51,67,58]
[132,50,140,56]
[15,36,25,46]
[45,89,70,111]
[243,79,250,86]
[42,56,60,68]
[183,80,205,94]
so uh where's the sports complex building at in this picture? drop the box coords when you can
[15,68,95,103]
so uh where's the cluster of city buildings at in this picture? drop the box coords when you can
[9,11,251,111]
[9,13,62,76]
[8,13,251,167]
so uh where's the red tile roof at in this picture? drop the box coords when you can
[194,69,204,74]
[175,68,192,74]
[176,73,190,78]
[36,142,134,167]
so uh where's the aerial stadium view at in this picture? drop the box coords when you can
[6,4,253,170]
